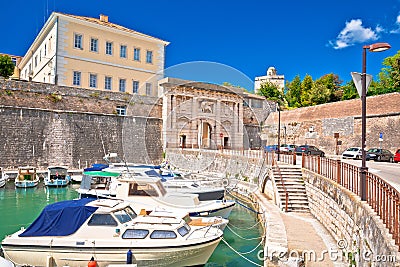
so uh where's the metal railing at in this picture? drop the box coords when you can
[302,154,400,250]
[272,156,289,212]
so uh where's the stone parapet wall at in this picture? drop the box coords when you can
[264,93,400,154]
[165,149,267,184]
[0,79,161,118]
[303,169,400,266]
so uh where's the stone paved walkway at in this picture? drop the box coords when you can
[280,212,346,267]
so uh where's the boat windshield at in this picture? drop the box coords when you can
[114,207,137,224]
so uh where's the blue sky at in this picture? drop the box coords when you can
[3,0,400,91]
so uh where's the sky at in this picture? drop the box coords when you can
[2,0,400,92]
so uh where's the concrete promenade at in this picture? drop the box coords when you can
[253,191,346,267]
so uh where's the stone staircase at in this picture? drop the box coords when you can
[272,165,309,212]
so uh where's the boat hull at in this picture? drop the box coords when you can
[15,180,39,188]
[2,236,221,267]
[44,178,70,187]
[0,179,5,188]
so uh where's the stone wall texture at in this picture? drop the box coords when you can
[264,93,400,154]
[0,79,163,169]
[304,169,400,266]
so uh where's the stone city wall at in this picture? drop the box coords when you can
[0,80,163,169]
[303,169,400,266]
[264,93,400,154]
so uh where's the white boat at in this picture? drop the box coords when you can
[14,166,39,188]
[1,198,224,267]
[44,166,71,187]
[0,167,9,188]
[78,172,235,219]
[102,153,226,201]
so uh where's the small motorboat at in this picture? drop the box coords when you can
[44,166,71,187]
[14,166,39,188]
[1,198,224,267]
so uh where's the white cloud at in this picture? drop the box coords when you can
[330,19,379,49]
[389,14,400,33]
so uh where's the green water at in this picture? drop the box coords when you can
[0,181,264,266]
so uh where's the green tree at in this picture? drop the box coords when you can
[257,82,285,106]
[300,74,314,107]
[377,50,400,92]
[285,75,302,108]
[341,80,358,100]
[309,79,331,105]
[0,55,15,79]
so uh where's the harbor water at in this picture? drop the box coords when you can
[0,181,264,267]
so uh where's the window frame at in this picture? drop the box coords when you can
[89,73,97,88]
[146,50,153,64]
[74,33,83,50]
[105,76,112,90]
[119,78,126,92]
[90,38,98,52]
[132,80,139,94]
[116,105,127,116]
[120,45,127,58]
[73,71,81,86]
[106,41,113,55]
[133,47,141,61]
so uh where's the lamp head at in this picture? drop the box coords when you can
[364,42,391,52]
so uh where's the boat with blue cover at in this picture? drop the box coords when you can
[1,198,224,267]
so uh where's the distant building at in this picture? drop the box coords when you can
[254,66,285,93]
[158,77,275,150]
[0,53,22,79]
[18,12,169,96]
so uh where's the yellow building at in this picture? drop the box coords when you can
[0,53,22,79]
[18,12,169,96]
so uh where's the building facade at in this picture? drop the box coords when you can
[158,77,274,150]
[254,66,285,94]
[18,12,169,97]
[0,53,22,79]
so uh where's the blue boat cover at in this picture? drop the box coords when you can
[19,198,97,237]
[84,163,108,172]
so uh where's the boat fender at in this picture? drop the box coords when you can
[88,256,97,267]
[127,249,133,264]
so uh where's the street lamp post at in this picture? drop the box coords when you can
[359,42,391,201]
[277,103,281,161]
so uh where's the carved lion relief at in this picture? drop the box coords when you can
[199,101,214,113]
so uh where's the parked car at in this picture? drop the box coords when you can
[366,148,394,162]
[342,147,362,159]
[394,148,400,163]
[295,145,325,157]
[280,144,297,153]
[265,145,278,152]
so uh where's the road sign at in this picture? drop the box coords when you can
[219,133,223,138]
[351,72,372,97]
[379,132,383,142]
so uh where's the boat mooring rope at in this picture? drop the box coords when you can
[221,237,263,267]
[228,218,262,230]
[225,224,262,241]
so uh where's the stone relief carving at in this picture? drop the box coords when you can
[200,101,214,113]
